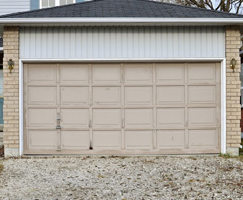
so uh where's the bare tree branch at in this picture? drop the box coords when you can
[156,0,243,14]
[236,0,243,13]
[215,0,225,10]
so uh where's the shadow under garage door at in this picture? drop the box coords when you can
[23,62,221,155]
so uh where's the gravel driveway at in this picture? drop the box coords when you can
[0,156,243,200]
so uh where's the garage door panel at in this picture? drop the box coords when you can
[157,130,184,149]
[61,131,89,149]
[125,130,153,149]
[28,109,56,128]
[157,108,185,127]
[125,109,153,128]
[125,87,152,105]
[60,64,88,84]
[93,64,120,83]
[157,86,184,104]
[28,130,57,149]
[188,86,216,104]
[28,87,57,105]
[93,131,121,149]
[24,62,220,154]
[61,109,89,128]
[156,64,185,84]
[188,108,216,127]
[27,64,57,84]
[124,64,153,83]
[93,87,121,105]
[93,109,121,128]
[188,63,216,84]
[61,87,89,105]
[189,129,217,149]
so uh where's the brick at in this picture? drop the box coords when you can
[3,26,19,157]
[226,26,241,150]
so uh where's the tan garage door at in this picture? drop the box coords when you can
[24,63,221,154]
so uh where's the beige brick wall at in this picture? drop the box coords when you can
[226,26,242,155]
[3,27,19,157]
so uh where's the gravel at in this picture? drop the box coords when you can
[0,156,243,200]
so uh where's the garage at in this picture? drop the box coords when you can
[24,62,221,154]
[1,0,243,157]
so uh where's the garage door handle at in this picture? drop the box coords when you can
[56,113,61,129]
[56,125,61,129]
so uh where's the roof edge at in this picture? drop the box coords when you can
[0,18,243,24]
[1,0,243,19]
[0,18,242,32]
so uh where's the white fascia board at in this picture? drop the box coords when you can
[0,18,243,26]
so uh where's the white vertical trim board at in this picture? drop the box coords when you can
[221,58,226,154]
[19,58,227,155]
[19,60,24,156]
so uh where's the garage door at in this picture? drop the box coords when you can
[24,63,221,154]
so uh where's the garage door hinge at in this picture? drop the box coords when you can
[89,120,92,128]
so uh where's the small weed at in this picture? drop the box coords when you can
[237,154,243,162]
[98,174,105,178]
[0,163,3,174]
[240,139,243,154]
[219,153,232,158]
[219,151,243,163]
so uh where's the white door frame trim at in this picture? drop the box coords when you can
[19,58,227,156]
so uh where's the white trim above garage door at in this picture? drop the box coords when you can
[19,26,225,59]
[20,60,225,154]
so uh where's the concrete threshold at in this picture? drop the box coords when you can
[20,154,219,159]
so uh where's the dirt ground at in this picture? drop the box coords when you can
[0,156,243,200]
